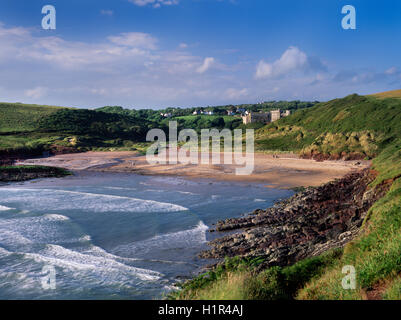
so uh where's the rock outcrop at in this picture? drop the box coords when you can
[200,168,390,268]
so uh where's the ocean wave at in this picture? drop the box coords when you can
[0,188,188,213]
[0,214,78,247]
[78,235,92,242]
[23,244,161,282]
[145,189,165,193]
[146,177,199,186]
[42,214,70,221]
[113,221,209,257]
[0,246,12,258]
[177,191,198,196]
[104,186,138,191]
[0,230,33,247]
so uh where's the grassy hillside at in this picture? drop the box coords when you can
[370,89,401,99]
[0,103,154,156]
[255,94,401,159]
[173,92,401,300]
[0,102,66,133]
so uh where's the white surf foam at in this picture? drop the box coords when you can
[148,177,199,186]
[0,205,13,211]
[113,221,209,257]
[0,188,188,213]
[0,246,12,258]
[145,189,165,193]
[24,244,161,282]
[79,235,92,242]
[177,191,198,196]
[104,187,138,191]
[0,230,33,247]
[0,214,76,247]
[42,214,70,221]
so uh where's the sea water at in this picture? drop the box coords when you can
[0,171,293,299]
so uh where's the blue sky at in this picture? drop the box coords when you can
[0,0,400,108]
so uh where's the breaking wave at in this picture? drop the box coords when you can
[23,244,162,282]
[113,221,209,257]
[0,188,188,213]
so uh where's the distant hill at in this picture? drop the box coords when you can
[3,94,400,160]
[370,89,401,99]
[0,102,154,156]
[255,93,401,159]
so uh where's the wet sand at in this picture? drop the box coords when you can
[16,151,371,188]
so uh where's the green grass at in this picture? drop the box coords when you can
[371,89,401,99]
[170,250,342,300]
[0,102,67,133]
[0,104,153,155]
[383,277,401,300]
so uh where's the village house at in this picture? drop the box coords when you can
[160,112,172,118]
[270,109,281,122]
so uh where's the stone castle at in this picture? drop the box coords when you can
[241,109,290,125]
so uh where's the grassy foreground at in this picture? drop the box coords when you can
[172,92,401,300]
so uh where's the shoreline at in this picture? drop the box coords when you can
[15,151,371,188]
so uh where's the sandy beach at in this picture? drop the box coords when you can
[16,151,371,188]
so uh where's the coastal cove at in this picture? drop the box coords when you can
[0,170,293,299]
[15,151,369,188]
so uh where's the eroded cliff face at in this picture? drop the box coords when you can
[200,168,391,268]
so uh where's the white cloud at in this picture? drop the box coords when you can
[25,87,48,99]
[0,22,398,108]
[255,46,308,79]
[0,23,229,107]
[385,67,398,75]
[197,57,215,74]
[129,0,179,8]
[225,88,249,100]
[108,32,157,49]
[179,42,188,49]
